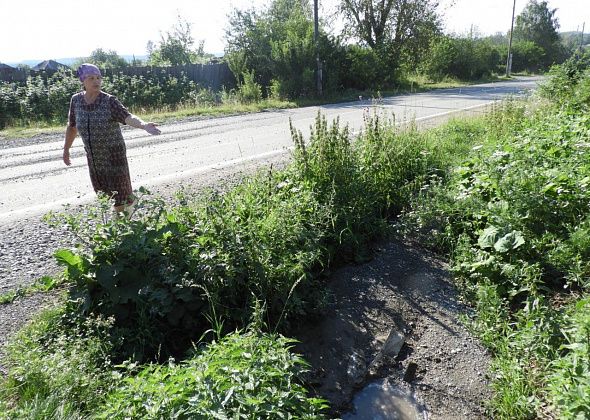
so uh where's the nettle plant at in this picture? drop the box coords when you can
[48,174,329,360]
[47,190,242,358]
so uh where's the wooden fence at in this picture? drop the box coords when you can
[0,63,236,90]
[0,67,29,82]
[102,63,235,90]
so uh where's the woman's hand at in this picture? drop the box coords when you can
[143,122,161,135]
[63,126,77,166]
[63,148,71,166]
[125,114,161,135]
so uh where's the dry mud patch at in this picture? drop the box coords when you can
[294,240,491,419]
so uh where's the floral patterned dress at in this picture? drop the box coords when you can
[68,91,133,206]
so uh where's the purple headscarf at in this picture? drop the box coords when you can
[77,63,101,81]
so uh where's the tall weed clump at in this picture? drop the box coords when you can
[49,167,330,359]
[291,112,440,262]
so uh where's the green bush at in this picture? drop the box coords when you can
[342,45,388,90]
[238,70,263,103]
[539,51,590,106]
[225,0,345,98]
[509,40,545,73]
[99,328,328,419]
[422,36,501,81]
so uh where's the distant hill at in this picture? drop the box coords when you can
[5,55,149,68]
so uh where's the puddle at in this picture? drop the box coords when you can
[342,379,426,420]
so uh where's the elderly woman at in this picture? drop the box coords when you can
[62,63,160,214]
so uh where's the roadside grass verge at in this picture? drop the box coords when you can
[397,55,590,418]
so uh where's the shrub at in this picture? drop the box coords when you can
[99,328,328,419]
[341,45,388,90]
[538,51,590,106]
[509,40,545,73]
[422,36,501,81]
[237,70,263,103]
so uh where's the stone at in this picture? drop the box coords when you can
[368,328,405,372]
[381,329,405,359]
[347,350,367,385]
[403,361,418,383]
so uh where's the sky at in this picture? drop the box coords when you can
[1,0,589,64]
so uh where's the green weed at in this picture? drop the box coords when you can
[99,327,328,419]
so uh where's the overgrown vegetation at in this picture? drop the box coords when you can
[2,48,588,419]
[397,52,590,418]
[0,89,467,417]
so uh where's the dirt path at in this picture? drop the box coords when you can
[294,240,491,418]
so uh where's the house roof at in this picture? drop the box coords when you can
[31,59,69,71]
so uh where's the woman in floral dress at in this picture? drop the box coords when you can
[62,63,160,213]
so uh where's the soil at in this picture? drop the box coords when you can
[294,240,492,419]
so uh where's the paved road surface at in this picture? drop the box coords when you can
[0,76,542,225]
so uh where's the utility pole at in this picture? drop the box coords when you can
[506,0,516,77]
[314,0,323,96]
[581,22,586,49]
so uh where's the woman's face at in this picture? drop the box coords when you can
[83,74,102,92]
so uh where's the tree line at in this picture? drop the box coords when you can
[221,0,575,97]
[12,0,576,95]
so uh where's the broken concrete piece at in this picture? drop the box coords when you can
[382,329,405,358]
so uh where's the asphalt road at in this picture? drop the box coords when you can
[0,76,542,225]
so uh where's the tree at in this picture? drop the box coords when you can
[513,0,561,67]
[73,49,128,68]
[225,0,343,97]
[147,16,213,65]
[338,0,441,71]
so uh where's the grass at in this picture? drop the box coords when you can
[0,276,65,305]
